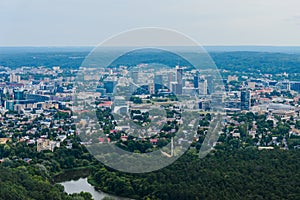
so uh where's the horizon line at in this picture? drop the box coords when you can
[1,45,300,48]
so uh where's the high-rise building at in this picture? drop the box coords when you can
[241,90,251,110]
[168,72,174,90]
[176,83,183,95]
[176,67,183,95]
[104,80,116,93]
[154,74,163,91]
[14,90,25,101]
[171,82,177,94]
[198,79,208,95]
[148,81,155,94]
[206,75,214,94]
[131,71,139,84]
[176,67,183,84]
[10,74,21,83]
[0,88,3,106]
[171,82,183,95]
[194,76,199,89]
[5,100,15,111]
[291,81,300,92]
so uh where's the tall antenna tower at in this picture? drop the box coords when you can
[171,137,174,157]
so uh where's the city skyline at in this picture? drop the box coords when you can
[1,1,300,199]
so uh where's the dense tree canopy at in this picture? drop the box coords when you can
[90,149,300,200]
[0,165,93,200]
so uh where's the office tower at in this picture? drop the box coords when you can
[154,74,163,91]
[194,76,199,89]
[176,83,183,95]
[14,90,25,101]
[171,82,183,95]
[176,66,183,95]
[5,100,15,111]
[104,80,116,93]
[10,74,21,83]
[206,75,214,94]
[131,71,139,84]
[198,78,208,95]
[241,90,251,110]
[0,88,3,106]
[148,81,155,94]
[168,72,174,90]
[291,81,300,92]
[176,67,183,84]
[171,82,177,94]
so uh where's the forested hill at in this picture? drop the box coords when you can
[0,47,300,75]
[210,51,300,74]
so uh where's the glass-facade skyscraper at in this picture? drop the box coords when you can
[241,90,251,110]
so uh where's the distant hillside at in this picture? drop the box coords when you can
[0,47,299,77]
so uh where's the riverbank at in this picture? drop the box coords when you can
[53,166,91,183]
[53,167,129,200]
[60,177,117,200]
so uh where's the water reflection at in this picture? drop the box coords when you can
[60,177,125,200]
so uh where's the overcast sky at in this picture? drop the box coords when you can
[1,0,300,46]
